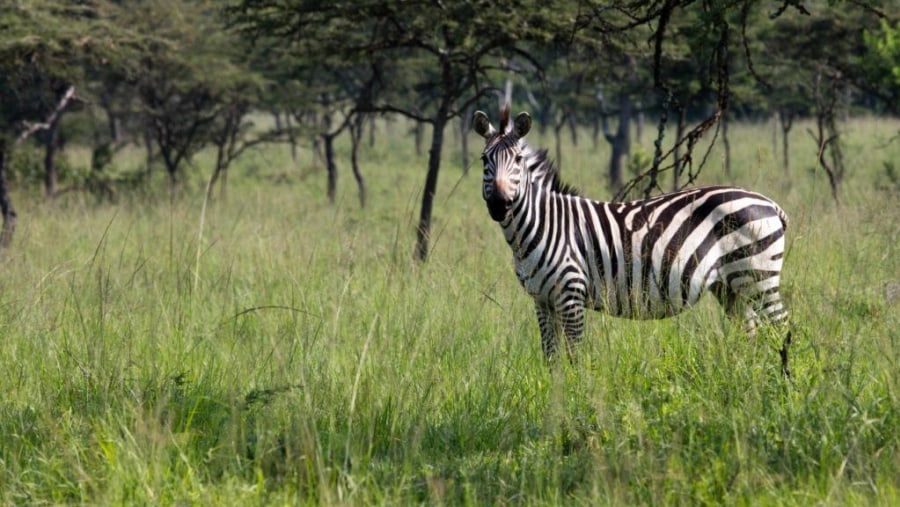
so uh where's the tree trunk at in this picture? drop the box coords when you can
[771,112,778,165]
[0,143,17,249]
[460,104,473,173]
[672,107,686,191]
[312,136,323,171]
[320,96,337,202]
[779,110,793,175]
[221,163,228,200]
[502,77,513,108]
[722,112,731,176]
[144,122,154,179]
[524,89,550,137]
[608,140,625,194]
[554,117,564,172]
[635,100,644,146]
[567,110,578,147]
[159,141,178,190]
[598,90,632,194]
[43,116,61,199]
[813,99,844,206]
[414,120,425,157]
[324,133,337,203]
[608,95,632,194]
[415,114,446,262]
[305,110,323,171]
[350,116,366,208]
[208,136,227,202]
[101,91,121,145]
[166,163,178,190]
[272,109,283,131]
[283,111,298,163]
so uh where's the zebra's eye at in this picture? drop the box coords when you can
[515,154,523,164]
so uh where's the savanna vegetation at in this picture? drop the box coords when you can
[1,0,899,504]
[1,114,899,505]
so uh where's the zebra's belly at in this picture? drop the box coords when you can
[588,293,686,320]
[586,269,716,320]
[514,254,716,319]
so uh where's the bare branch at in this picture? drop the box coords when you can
[844,0,891,20]
[15,86,80,146]
[358,103,433,123]
[651,0,678,89]
[740,1,771,90]
[769,0,810,19]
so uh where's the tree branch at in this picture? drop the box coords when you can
[15,86,80,146]
[769,0,810,19]
[357,103,433,123]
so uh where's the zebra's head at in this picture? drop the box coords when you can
[473,106,532,222]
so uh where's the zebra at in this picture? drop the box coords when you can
[473,106,793,376]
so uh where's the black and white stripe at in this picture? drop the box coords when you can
[473,108,792,373]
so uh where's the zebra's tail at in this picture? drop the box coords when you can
[775,205,789,230]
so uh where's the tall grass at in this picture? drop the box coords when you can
[1,116,898,504]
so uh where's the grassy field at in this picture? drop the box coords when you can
[1,115,899,505]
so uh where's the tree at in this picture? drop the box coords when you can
[595,52,646,194]
[229,0,577,261]
[235,17,376,206]
[0,0,130,245]
[123,0,237,189]
[572,0,892,202]
[750,3,891,203]
[1,2,81,212]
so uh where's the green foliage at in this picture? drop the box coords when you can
[7,144,82,186]
[1,117,899,503]
[865,19,900,83]
[876,160,900,194]
[0,1,83,137]
[863,19,900,109]
[229,0,582,119]
[627,148,653,178]
[0,0,146,136]
[6,145,43,184]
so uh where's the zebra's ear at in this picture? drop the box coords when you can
[514,112,531,138]
[473,110,495,138]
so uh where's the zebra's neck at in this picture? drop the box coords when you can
[498,146,578,258]
[500,176,559,261]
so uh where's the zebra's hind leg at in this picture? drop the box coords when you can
[779,330,792,379]
[742,305,792,379]
[712,281,792,378]
[747,287,792,379]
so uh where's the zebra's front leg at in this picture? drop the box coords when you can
[535,303,560,361]
[559,300,586,361]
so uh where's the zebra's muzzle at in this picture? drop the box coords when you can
[486,194,511,222]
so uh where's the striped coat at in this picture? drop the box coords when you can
[473,108,792,373]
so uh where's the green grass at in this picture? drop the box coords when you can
[1,116,899,504]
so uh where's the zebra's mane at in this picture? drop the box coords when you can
[522,144,580,197]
